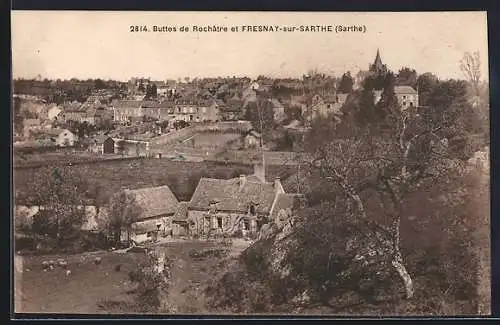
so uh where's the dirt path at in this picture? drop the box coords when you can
[159,240,252,314]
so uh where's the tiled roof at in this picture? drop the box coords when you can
[188,176,276,214]
[114,100,144,108]
[394,86,417,94]
[124,185,179,220]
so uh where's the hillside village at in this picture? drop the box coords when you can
[13,50,432,241]
[13,49,490,316]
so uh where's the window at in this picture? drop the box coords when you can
[217,217,223,229]
[409,102,414,107]
[249,204,256,215]
[403,95,407,99]
[402,101,407,106]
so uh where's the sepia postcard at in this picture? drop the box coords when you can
[11,11,490,316]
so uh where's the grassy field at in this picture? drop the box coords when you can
[14,159,253,204]
[14,240,251,314]
[15,250,148,314]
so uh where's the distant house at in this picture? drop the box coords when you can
[250,81,260,91]
[34,128,78,147]
[307,94,344,121]
[55,129,78,147]
[120,185,180,244]
[81,107,114,125]
[244,130,262,149]
[47,105,62,120]
[168,99,219,122]
[89,135,115,154]
[394,86,419,109]
[61,109,87,123]
[112,100,155,124]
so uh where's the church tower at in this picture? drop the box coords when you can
[369,48,388,76]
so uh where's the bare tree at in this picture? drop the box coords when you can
[460,51,481,96]
[306,102,455,300]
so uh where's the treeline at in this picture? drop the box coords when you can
[13,78,127,104]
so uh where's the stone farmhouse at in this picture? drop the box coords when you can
[173,161,304,238]
[120,185,179,244]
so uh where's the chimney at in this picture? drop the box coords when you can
[274,177,284,194]
[239,174,247,188]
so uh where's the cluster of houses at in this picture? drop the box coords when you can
[15,155,305,244]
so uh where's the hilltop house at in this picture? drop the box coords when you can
[112,100,157,124]
[307,94,344,121]
[120,185,179,244]
[394,86,419,109]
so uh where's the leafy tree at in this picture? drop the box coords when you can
[416,72,439,106]
[104,190,142,243]
[94,78,106,89]
[24,167,87,248]
[146,84,158,99]
[396,67,418,88]
[338,71,354,94]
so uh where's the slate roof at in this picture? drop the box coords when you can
[394,86,417,94]
[188,176,276,214]
[124,185,179,221]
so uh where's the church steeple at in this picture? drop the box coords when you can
[374,49,382,66]
[369,48,388,75]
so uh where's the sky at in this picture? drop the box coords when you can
[11,11,489,82]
